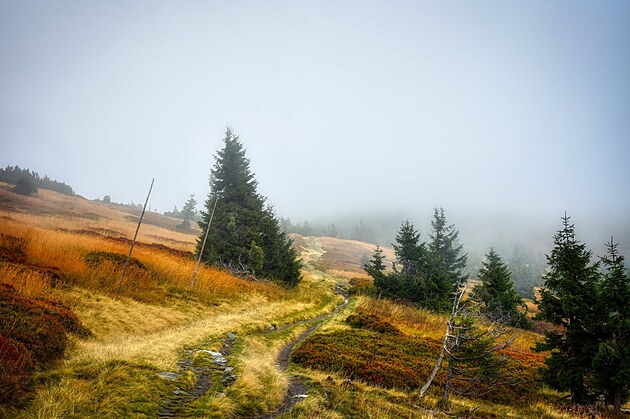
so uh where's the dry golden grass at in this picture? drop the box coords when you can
[524,298,539,314]
[0,210,282,306]
[8,270,339,418]
[5,269,338,418]
[288,368,438,418]
[356,296,447,339]
[224,336,289,415]
[0,264,50,297]
[71,294,309,370]
[2,185,611,418]
[0,186,346,417]
[0,183,196,248]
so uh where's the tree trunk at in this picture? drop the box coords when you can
[614,384,622,416]
[443,359,454,402]
[418,323,449,398]
[418,279,466,399]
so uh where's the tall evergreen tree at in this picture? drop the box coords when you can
[364,245,387,290]
[196,128,301,287]
[364,245,386,275]
[429,207,468,284]
[592,238,630,414]
[473,247,528,328]
[364,218,453,311]
[392,220,427,276]
[535,214,601,404]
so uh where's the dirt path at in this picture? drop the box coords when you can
[157,291,347,419]
[158,236,344,418]
[259,286,349,419]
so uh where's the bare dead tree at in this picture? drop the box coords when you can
[419,277,517,403]
[419,277,467,398]
[441,307,515,401]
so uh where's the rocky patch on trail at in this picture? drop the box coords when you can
[157,286,349,418]
[157,332,237,418]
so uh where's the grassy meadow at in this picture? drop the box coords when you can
[0,183,341,418]
[1,183,624,418]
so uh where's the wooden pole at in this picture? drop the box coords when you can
[116,178,154,297]
[191,191,221,288]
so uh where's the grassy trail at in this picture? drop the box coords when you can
[149,236,349,418]
[0,185,348,419]
[1,188,444,418]
[259,286,350,418]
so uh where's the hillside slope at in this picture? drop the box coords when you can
[291,234,395,278]
[1,184,622,418]
[0,184,344,418]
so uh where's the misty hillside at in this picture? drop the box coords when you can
[2,181,628,417]
[2,1,630,417]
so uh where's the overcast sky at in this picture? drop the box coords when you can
[1,1,629,236]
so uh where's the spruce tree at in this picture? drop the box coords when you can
[535,214,601,404]
[392,220,431,303]
[473,247,528,328]
[362,216,459,311]
[196,128,301,287]
[178,194,197,230]
[392,220,426,276]
[364,245,387,291]
[429,207,468,284]
[592,238,630,414]
[364,245,386,275]
[257,205,302,287]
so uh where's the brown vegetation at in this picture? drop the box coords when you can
[0,284,88,405]
[0,184,340,416]
[2,182,622,417]
[293,234,395,276]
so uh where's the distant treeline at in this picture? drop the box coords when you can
[279,217,341,238]
[0,166,74,196]
[280,214,546,299]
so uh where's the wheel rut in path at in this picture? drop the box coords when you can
[156,287,347,418]
[259,286,349,419]
[158,238,340,417]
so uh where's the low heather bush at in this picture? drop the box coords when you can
[0,283,89,406]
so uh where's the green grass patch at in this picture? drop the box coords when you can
[67,359,166,418]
